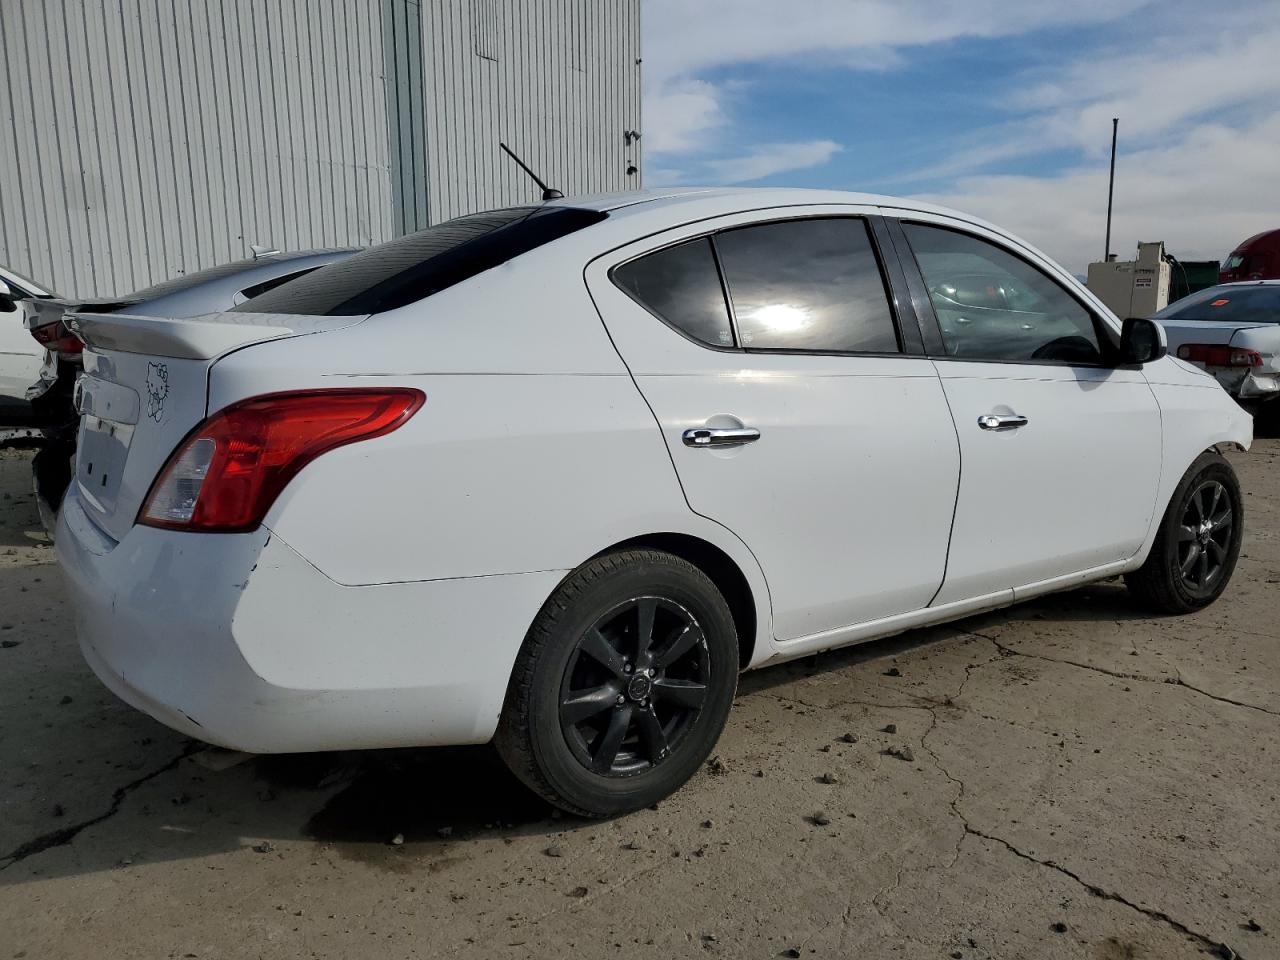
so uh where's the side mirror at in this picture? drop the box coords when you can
[1120,317,1167,365]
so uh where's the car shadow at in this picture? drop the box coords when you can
[0,578,1152,886]
[1252,414,1280,440]
[0,451,50,549]
[294,745,554,846]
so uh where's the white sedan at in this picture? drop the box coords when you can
[58,188,1250,816]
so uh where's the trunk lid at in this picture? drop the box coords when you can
[69,310,364,542]
[1157,318,1273,349]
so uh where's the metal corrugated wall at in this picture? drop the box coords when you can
[385,0,430,235]
[417,0,642,224]
[0,0,641,298]
[0,0,393,298]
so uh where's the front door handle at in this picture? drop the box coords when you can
[977,414,1028,431]
[682,426,761,447]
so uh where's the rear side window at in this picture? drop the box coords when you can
[613,238,734,347]
[716,218,899,353]
[234,206,607,316]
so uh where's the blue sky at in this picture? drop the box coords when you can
[641,0,1280,273]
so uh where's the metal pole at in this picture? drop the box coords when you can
[1105,118,1118,260]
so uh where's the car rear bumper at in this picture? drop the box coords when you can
[1199,365,1280,400]
[1237,370,1280,399]
[57,486,562,752]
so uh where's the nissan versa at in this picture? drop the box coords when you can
[58,188,1250,817]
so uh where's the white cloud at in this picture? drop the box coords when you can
[879,22,1280,187]
[644,78,726,155]
[1014,27,1280,154]
[641,0,1151,158]
[917,113,1280,275]
[708,140,844,183]
[640,0,1280,276]
[642,0,1149,88]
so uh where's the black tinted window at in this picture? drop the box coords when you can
[613,239,734,348]
[715,218,898,353]
[128,250,337,301]
[904,223,1103,364]
[1157,285,1280,323]
[234,206,606,316]
[236,267,321,302]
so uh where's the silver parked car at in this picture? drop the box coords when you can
[1156,281,1280,424]
[0,264,57,436]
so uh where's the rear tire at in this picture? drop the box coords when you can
[495,549,739,818]
[1125,451,1243,614]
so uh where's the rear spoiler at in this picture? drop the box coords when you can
[64,311,366,361]
[24,297,135,332]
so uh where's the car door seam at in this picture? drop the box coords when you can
[925,358,964,608]
[1133,375,1168,559]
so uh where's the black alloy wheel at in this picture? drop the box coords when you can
[559,596,710,776]
[1127,451,1243,614]
[1175,479,1234,598]
[495,549,739,817]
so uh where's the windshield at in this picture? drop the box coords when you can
[1156,285,1280,323]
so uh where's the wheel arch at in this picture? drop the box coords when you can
[1130,442,1242,569]
[1132,381,1252,570]
[586,532,766,671]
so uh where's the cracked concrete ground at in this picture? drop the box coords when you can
[1,442,1277,959]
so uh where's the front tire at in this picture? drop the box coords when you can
[495,549,739,818]
[1126,451,1243,614]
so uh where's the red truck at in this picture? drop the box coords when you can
[1221,228,1280,282]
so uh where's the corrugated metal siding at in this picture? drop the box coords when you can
[386,0,430,235]
[0,0,641,297]
[418,0,642,224]
[0,0,394,298]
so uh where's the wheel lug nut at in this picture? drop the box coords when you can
[624,663,632,674]
[616,694,625,705]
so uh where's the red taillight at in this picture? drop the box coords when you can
[30,320,83,354]
[139,389,425,532]
[1176,344,1263,367]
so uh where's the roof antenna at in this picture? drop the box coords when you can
[499,142,563,201]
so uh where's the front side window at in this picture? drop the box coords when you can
[613,238,734,348]
[903,223,1103,364]
[716,218,899,353]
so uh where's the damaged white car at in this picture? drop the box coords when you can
[1156,281,1280,424]
[58,188,1251,817]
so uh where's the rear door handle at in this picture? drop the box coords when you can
[977,414,1028,431]
[682,427,761,447]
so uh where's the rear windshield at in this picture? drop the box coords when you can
[233,206,608,316]
[1157,285,1280,323]
[128,250,344,302]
